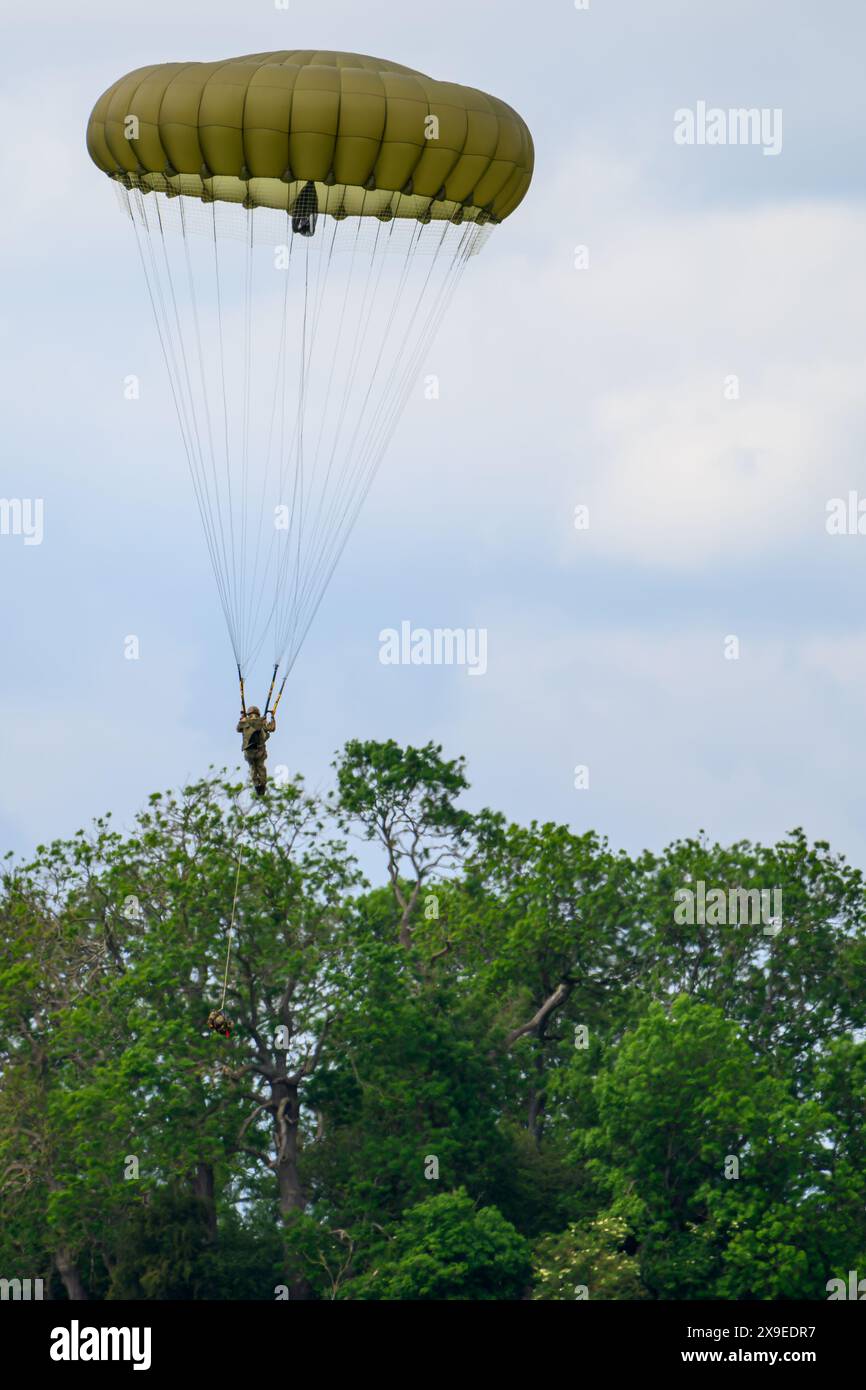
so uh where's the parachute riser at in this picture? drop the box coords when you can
[263,663,279,719]
[271,674,289,719]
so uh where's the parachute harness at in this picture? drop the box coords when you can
[124,186,484,700]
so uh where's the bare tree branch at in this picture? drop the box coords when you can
[501,981,572,1050]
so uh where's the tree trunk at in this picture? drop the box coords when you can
[192,1161,218,1240]
[55,1247,88,1300]
[271,1077,312,1299]
[527,1086,546,1147]
[271,1078,305,1217]
[527,1034,549,1147]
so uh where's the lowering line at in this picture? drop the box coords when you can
[219,849,243,1013]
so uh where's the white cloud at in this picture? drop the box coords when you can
[385,154,866,578]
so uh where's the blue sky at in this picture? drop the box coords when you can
[3,0,866,869]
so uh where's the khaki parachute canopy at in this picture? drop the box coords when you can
[86,49,534,224]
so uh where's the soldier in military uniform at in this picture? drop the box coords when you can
[237,706,276,798]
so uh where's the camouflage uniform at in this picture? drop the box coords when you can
[237,710,276,798]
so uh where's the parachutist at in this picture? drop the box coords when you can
[291,180,319,236]
[206,1008,232,1038]
[237,705,276,798]
[88,54,532,691]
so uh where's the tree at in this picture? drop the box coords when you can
[454,815,643,1144]
[584,996,838,1298]
[532,1212,648,1300]
[341,1189,531,1300]
[3,749,865,1302]
[333,740,471,951]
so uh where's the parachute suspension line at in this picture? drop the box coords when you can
[272,220,309,657]
[296,225,475,661]
[158,194,243,665]
[338,220,469,573]
[241,228,296,677]
[222,195,413,678]
[264,216,328,672]
[281,219,479,675]
[154,196,227,602]
[212,199,240,660]
[150,192,235,643]
[250,215,339,672]
[271,236,311,671]
[293,216,418,612]
[239,208,338,678]
[126,186,490,690]
[305,215,359,509]
[299,220,424,575]
[238,664,247,716]
[282,211,367,634]
[237,206,256,668]
[243,210,335,680]
[279,241,403,658]
[273,204,390,667]
[241,224,294,671]
[282,218,423,670]
[273,208,372,642]
[291,238,311,648]
[126,189,237,655]
[354,222,477,509]
[278,215,361,645]
[347,226,477,535]
[219,848,243,1013]
[178,196,234,647]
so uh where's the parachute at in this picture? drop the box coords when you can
[86,50,533,712]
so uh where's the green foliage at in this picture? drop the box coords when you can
[341,1189,531,1300]
[584,996,850,1299]
[107,1188,284,1300]
[1,749,865,1301]
[107,1188,217,1300]
[533,1212,648,1300]
[334,739,470,838]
